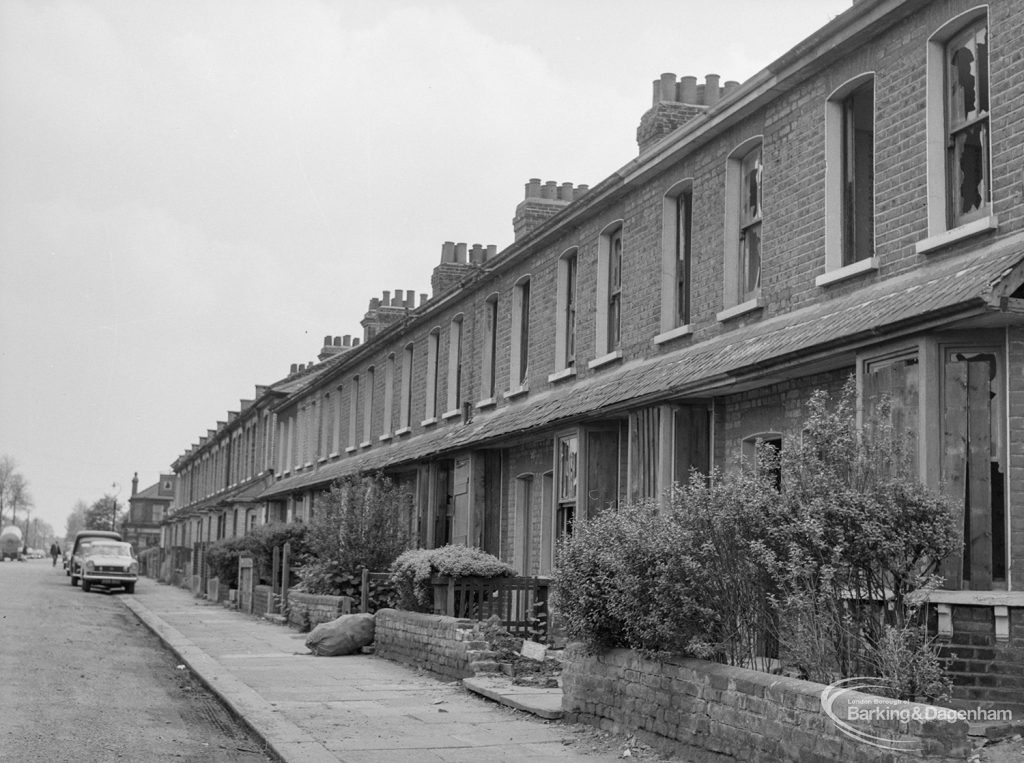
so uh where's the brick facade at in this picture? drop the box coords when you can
[164,0,1024,711]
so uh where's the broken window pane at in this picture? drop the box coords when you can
[947,22,990,226]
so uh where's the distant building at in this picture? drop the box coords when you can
[123,472,174,549]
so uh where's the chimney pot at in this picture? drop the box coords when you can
[454,242,467,263]
[525,178,542,199]
[323,335,332,346]
[704,74,720,106]
[541,180,557,199]
[470,244,484,264]
[558,182,574,201]
[290,363,298,374]
[486,244,497,260]
[405,289,415,307]
[352,338,359,346]
[679,75,697,104]
[382,290,390,305]
[724,80,740,97]
[659,72,677,102]
[441,241,455,263]
[343,334,351,346]
[334,336,342,346]
[419,293,427,306]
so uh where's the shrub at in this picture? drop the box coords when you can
[204,522,308,586]
[389,545,515,612]
[303,474,411,572]
[554,379,958,693]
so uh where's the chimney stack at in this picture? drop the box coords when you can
[431,240,493,298]
[636,73,739,153]
[512,178,588,241]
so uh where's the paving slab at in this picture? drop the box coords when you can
[121,578,622,762]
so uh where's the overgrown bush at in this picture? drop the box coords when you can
[295,474,411,597]
[389,545,516,612]
[554,379,958,698]
[205,522,309,586]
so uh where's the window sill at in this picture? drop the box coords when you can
[441,409,462,421]
[815,256,878,287]
[475,397,497,410]
[547,367,576,383]
[505,384,529,400]
[304,462,314,469]
[317,456,328,464]
[652,324,693,345]
[716,297,764,323]
[344,446,357,454]
[394,426,412,436]
[359,441,372,450]
[378,433,392,442]
[420,417,438,427]
[587,350,623,370]
[915,215,998,255]
[328,452,340,459]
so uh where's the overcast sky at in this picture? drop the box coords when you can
[0,0,852,538]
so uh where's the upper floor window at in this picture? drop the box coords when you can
[946,21,990,227]
[347,375,360,449]
[480,295,499,403]
[822,76,876,283]
[595,222,624,359]
[446,316,464,414]
[922,9,994,250]
[510,277,531,391]
[361,366,374,446]
[399,344,414,430]
[381,354,395,437]
[660,183,693,336]
[554,250,578,373]
[424,328,441,423]
[721,138,764,316]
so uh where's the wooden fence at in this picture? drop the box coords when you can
[433,576,551,640]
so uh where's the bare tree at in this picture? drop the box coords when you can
[65,500,90,540]
[0,455,17,526]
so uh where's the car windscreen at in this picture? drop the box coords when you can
[86,544,132,557]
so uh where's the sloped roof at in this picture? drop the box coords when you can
[261,234,1024,499]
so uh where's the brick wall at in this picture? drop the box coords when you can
[932,604,1024,712]
[374,608,492,681]
[286,591,353,630]
[562,645,971,762]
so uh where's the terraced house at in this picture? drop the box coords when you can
[163,0,1024,707]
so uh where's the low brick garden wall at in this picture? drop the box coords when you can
[286,591,354,630]
[562,645,971,762]
[374,609,491,681]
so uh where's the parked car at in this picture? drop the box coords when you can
[68,530,122,586]
[80,540,137,594]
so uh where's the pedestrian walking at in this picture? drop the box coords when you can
[50,541,61,567]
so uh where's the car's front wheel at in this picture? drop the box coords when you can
[123,582,135,594]
[81,580,91,592]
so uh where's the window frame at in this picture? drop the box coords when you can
[423,328,441,425]
[478,293,499,407]
[593,221,625,366]
[444,315,464,417]
[657,181,694,341]
[919,6,996,253]
[719,136,765,320]
[821,74,878,286]
[509,277,531,395]
[552,249,578,378]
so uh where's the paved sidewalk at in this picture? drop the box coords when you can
[121,577,621,762]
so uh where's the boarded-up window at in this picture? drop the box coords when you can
[863,354,920,476]
[586,429,620,517]
[941,351,1005,589]
[628,407,660,502]
[673,405,710,485]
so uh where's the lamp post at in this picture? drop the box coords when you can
[111,482,120,532]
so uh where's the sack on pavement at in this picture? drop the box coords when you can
[305,612,375,656]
